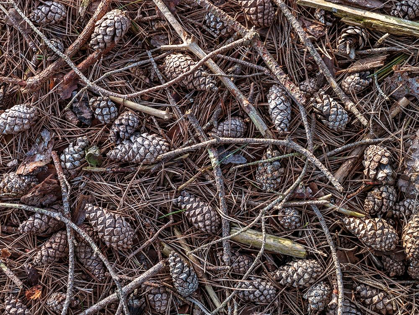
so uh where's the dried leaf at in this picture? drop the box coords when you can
[20,174,61,207]
[150,34,169,48]
[217,146,247,165]
[384,72,419,100]
[299,17,326,39]
[71,91,93,126]
[326,0,384,9]
[25,285,42,300]
[1,248,11,259]
[85,145,102,167]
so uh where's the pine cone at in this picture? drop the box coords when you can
[0,173,38,197]
[255,148,282,192]
[168,251,199,297]
[144,283,169,313]
[211,116,247,138]
[84,203,135,250]
[327,293,362,315]
[109,111,140,143]
[238,0,275,27]
[60,136,89,175]
[312,91,348,131]
[268,85,292,134]
[163,53,217,91]
[363,145,394,183]
[403,213,419,260]
[33,230,68,265]
[204,12,232,36]
[47,38,65,61]
[230,252,254,274]
[75,224,106,281]
[4,295,32,315]
[278,207,302,230]
[237,277,277,304]
[19,206,64,235]
[273,259,324,288]
[0,104,39,135]
[354,283,396,314]
[337,26,368,59]
[393,199,418,221]
[341,72,372,95]
[343,217,398,251]
[303,281,332,314]
[391,0,419,19]
[89,96,118,124]
[299,77,320,98]
[363,185,396,216]
[174,191,221,233]
[90,9,130,50]
[46,292,79,314]
[382,255,405,277]
[314,9,337,26]
[408,259,419,279]
[30,1,66,25]
[107,133,169,164]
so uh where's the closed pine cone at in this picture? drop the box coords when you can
[84,203,135,250]
[327,293,362,315]
[60,136,89,175]
[393,199,418,221]
[382,255,405,277]
[168,251,199,297]
[4,295,32,315]
[238,0,275,27]
[109,111,140,143]
[343,217,398,251]
[90,9,130,50]
[211,116,247,138]
[19,206,64,235]
[403,213,419,260]
[89,96,118,124]
[256,148,282,192]
[0,104,39,135]
[0,173,38,197]
[268,85,292,134]
[75,224,106,281]
[278,207,302,230]
[273,259,324,288]
[33,230,68,265]
[107,133,169,164]
[237,277,277,304]
[391,0,419,19]
[408,259,419,279]
[30,1,66,25]
[312,91,348,131]
[354,283,396,314]
[363,185,396,216]
[303,281,332,314]
[204,12,232,36]
[46,292,79,314]
[144,283,169,313]
[174,191,221,234]
[163,53,217,91]
[337,26,369,59]
[47,38,65,61]
[299,77,321,98]
[363,145,394,183]
[341,72,372,95]
[230,252,254,274]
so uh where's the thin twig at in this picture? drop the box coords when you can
[109,96,173,120]
[0,259,24,289]
[320,138,390,159]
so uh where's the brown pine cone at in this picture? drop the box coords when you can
[327,293,362,315]
[0,173,38,197]
[0,104,39,135]
[363,185,396,216]
[255,148,282,192]
[47,38,65,61]
[75,224,106,281]
[163,53,217,91]
[60,136,89,175]
[46,292,79,314]
[109,111,140,143]
[4,295,32,315]
[403,213,419,260]
[341,72,372,95]
[278,207,302,230]
[107,133,169,164]
[168,251,199,297]
[393,199,418,221]
[211,116,247,138]
[363,145,394,183]
[303,281,332,314]
[337,26,369,59]
[89,96,118,124]
[237,277,277,304]
[354,283,396,314]
[238,0,275,27]
[30,1,66,25]
[312,91,348,131]
[391,0,419,19]
[382,255,405,277]
[299,77,321,98]
[143,283,169,313]
[343,217,398,251]
[84,203,135,250]
[408,259,419,279]
[90,9,130,50]
[33,230,68,265]
[174,191,221,234]
[19,206,64,235]
[230,252,254,274]
[273,259,324,288]
[268,85,292,134]
[204,12,232,36]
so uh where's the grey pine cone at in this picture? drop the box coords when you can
[33,230,68,265]
[303,281,332,314]
[4,295,32,315]
[204,12,232,36]
[393,199,418,221]
[273,259,324,288]
[278,207,302,230]
[255,148,282,192]
[238,0,275,27]
[60,136,90,175]
[299,77,321,98]
[211,116,247,138]
[327,293,362,315]
[168,251,199,297]
[144,283,169,313]
[89,96,118,124]
[0,104,39,135]
[354,283,396,314]
[109,111,140,143]
[236,277,277,304]
[363,145,394,183]
[391,0,419,19]
[30,1,66,25]
[382,255,405,277]
[312,91,348,131]
[47,38,65,61]
[0,173,38,197]
[341,72,372,95]
[337,26,369,59]
[363,185,396,216]
[268,85,292,134]
[46,292,79,314]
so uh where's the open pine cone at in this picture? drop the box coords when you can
[238,0,275,27]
